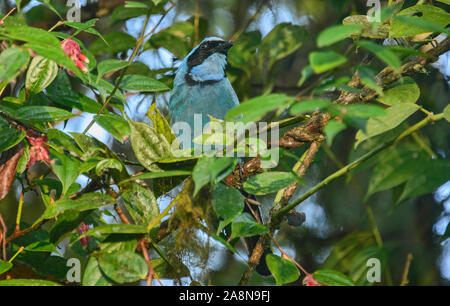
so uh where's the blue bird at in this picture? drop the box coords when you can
[168,37,271,276]
[169,37,239,150]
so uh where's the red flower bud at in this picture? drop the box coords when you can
[303,274,320,286]
[19,127,50,168]
[78,222,90,247]
[60,38,89,75]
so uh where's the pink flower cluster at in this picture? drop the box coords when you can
[78,222,90,247]
[19,128,50,168]
[60,38,89,75]
[303,274,320,286]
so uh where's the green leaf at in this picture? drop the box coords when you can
[328,104,386,119]
[324,120,347,146]
[444,104,450,122]
[357,40,401,68]
[24,241,58,253]
[64,19,108,47]
[0,25,82,78]
[212,183,244,227]
[231,213,269,239]
[42,193,115,219]
[97,59,130,81]
[128,119,172,171]
[192,156,236,196]
[226,94,294,123]
[0,47,30,83]
[396,159,450,205]
[342,15,389,39]
[357,66,382,94]
[47,70,101,114]
[99,235,139,254]
[95,114,131,143]
[258,23,307,71]
[393,15,450,37]
[119,74,170,92]
[98,250,147,284]
[0,128,26,153]
[0,279,61,286]
[290,99,331,115]
[377,77,420,106]
[313,269,355,286]
[348,246,387,285]
[89,32,137,55]
[0,261,12,275]
[110,5,148,24]
[125,1,149,8]
[317,24,364,47]
[50,149,82,195]
[389,5,450,38]
[355,103,420,148]
[145,22,194,59]
[121,183,159,227]
[322,231,376,271]
[82,257,113,286]
[15,106,75,123]
[25,56,58,95]
[309,51,347,74]
[266,254,300,286]
[49,210,90,244]
[151,257,190,279]
[91,78,127,104]
[297,65,314,87]
[366,144,427,200]
[95,158,123,175]
[243,172,298,195]
[441,223,450,243]
[147,101,176,144]
[47,128,84,156]
[228,31,261,76]
[121,170,192,184]
[80,224,148,239]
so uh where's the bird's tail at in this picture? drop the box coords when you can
[242,192,272,276]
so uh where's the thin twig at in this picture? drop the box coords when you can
[269,234,309,276]
[400,253,413,286]
[0,212,7,261]
[82,9,153,135]
[238,37,450,285]
[14,192,24,234]
[139,239,159,286]
[5,220,47,245]
[0,7,16,25]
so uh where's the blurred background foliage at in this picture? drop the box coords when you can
[0,0,449,286]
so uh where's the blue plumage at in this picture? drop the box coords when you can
[168,37,239,149]
[168,37,272,276]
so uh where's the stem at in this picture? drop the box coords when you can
[15,192,24,233]
[0,7,16,24]
[274,113,445,220]
[230,1,266,42]
[8,246,24,263]
[82,9,153,135]
[47,21,63,32]
[400,253,413,286]
[194,0,200,45]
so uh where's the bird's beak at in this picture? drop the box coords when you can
[217,41,234,54]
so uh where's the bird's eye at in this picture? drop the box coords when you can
[201,44,208,49]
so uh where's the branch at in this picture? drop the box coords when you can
[237,36,450,285]
[274,112,445,220]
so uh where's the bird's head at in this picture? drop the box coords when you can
[182,37,234,84]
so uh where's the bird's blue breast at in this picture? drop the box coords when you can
[169,75,239,149]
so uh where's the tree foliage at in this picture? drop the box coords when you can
[0,0,449,286]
